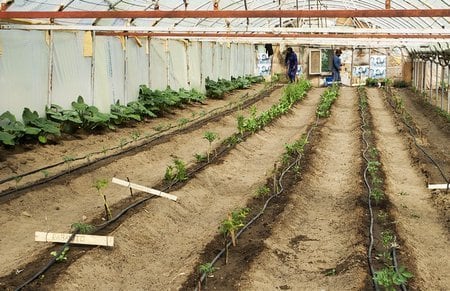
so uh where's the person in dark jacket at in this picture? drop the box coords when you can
[332,49,343,83]
[285,47,298,83]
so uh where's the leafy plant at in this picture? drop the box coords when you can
[371,188,385,204]
[110,101,141,125]
[199,262,216,276]
[373,266,413,290]
[93,179,112,220]
[381,230,395,249]
[41,170,50,178]
[71,222,95,234]
[255,185,270,198]
[0,111,40,146]
[194,153,207,163]
[316,84,339,118]
[178,118,189,127]
[164,159,188,183]
[219,207,250,247]
[51,246,69,262]
[203,131,219,162]
[72,96,116,131]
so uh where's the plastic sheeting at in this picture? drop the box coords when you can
[1,31,259,117]
[187,41,202,92]
[94,36,125,112]
[0,30,48,118]
[149,38,168,90]
[168,39,189,90]
[51,31,92,109]
[126,37,149,103]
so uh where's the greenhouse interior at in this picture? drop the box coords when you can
[0,1,449,290]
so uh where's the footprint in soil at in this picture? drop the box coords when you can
[289,234,318,249]
[278,285,291,290]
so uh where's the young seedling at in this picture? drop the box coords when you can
[373,266,413,290]
[131,130,140,141]
[178,117,189,127]
[93,179,112,220]
[51,246,69,262]
[255,185,270,198]
[194,153,207,163]
[63,155,75,172]
[164,159,188,183]
[219,207,250,247]
[14,175,23,188]
[71,222,95,234]
[119,138,127,149]
[198,262,216,290]
[203,131,218,162]
[41,170,50,178]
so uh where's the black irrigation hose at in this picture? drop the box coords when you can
[359,94,380,291]
[1,86,277,199]
[13,85,283,290]
[391,247,408,291]
[195,117,319,289]
[385,89,449,186]
[14,232,78,291]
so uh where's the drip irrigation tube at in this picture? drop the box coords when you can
[385,89,449,186]
[195,117,319,290]
[13,85,289,290]
[359,93,380,291]
[392,247,408,291]
[1,86,278,199]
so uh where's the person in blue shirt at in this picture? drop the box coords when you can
[285,47,298,83]
[332,49,342,83]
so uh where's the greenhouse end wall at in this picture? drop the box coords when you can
[0,31,257,120]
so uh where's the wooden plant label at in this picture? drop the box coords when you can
[112,177,177,201]
[35,232,114,247]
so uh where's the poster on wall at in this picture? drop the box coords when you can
[369,55,386,79]
[257,52,271,76]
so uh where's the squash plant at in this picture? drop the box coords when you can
[0,111,40,145]
[71,96,116,130]
[22,108,61,143]
[46,104,82,133]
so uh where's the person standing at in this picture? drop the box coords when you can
[285,47,298,83]
[332,49,343,84]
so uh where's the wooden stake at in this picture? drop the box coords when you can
[112,177,177,201]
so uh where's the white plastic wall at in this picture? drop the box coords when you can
[0,31,259,117]
[0,30,49,118]
[94,36,124,112]
[51,31,92,109]
[126,37,149,103]
[168,39,189,90]
[149,38,168,90]
[187,41,202,92]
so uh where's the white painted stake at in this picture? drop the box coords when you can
[427,184,450,190]
[35,232,114,247]
[112,177,177,201]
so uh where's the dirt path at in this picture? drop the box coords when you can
[0,84,265,193]
[46,88,324,290]
[0,85,275,280]
[368,88,450,290]
[238,87,367,290]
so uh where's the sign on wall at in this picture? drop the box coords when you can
[369,55,387,79]
[257,52,271,76]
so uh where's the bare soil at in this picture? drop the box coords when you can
[368,88,450,290]
[237,87,367,290]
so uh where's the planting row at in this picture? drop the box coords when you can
[0,75,264,146]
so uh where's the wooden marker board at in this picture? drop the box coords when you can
[35,232,114,247]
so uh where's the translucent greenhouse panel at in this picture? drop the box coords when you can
[168,40,189,90]
[244,44,253,76]
[201,41,214,81]
[149,38,168,90]
[187,41,203,92]
[0,30,48,118]
[94,36,125,112]
[221,43,231,80]
[212,42,221,81]
[51,31,92,110]
[126,37,149,103]
[237,43,246,77]
[230,43,239,78]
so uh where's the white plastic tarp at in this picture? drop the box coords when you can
[149,38,168,90]
[230,43,239,78]
[51,31,92,109]
[212,42,221,81]
[201,41,214,81]
[168,40,189,90]
[237,43,246,77]
[0,30,48,118]
[221,43,231,80]
[94,36,125,112]
[187,41,203,92]
[126,37,149,103]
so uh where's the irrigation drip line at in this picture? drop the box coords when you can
[13,84,288,290]
[1,86,278,199]
[359,93,380,291]
[385,89,449,186]
[392,247,408,291]
[195,117,319,290]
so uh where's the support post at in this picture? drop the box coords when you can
[90,31,96,106]
[435,59,439,106]
[429,61,433,102]
[47,30,54,107]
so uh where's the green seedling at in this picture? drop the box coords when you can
[119,138,127,149]
[377,211,388,224]
[51,246,69,262]
[255,185,270,198]
[154,124,164,131]
[63,155,75,172]
[381,230,395,249]
[71,222,95,234]
[219,207,250,247]
[41,170,50,178]
[371,188,385,204]
[375,251,392,264]
[373,266,413,291]
[203,131,219,162]
[199,262,216,277]
[93,179,112,220]
[131,130,140,141]
[178,117,189,127]
[194,153,207,163]
[14,175,23,188]
[164,159,188,183]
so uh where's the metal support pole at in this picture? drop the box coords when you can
[441,65,445,110]
[429,61,433,102]
[422,60,426,95]
[435,59,439,106]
